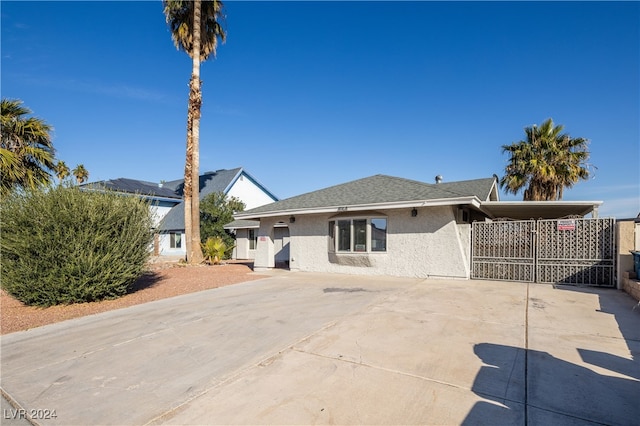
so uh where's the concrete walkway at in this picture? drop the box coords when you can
[1,272,638,425]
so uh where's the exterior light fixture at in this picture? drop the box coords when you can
[411,208,418,217]
[289,216,296,223]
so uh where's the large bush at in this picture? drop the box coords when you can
[1,185,153,306]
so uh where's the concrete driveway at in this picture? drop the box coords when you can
[1,271,639,425]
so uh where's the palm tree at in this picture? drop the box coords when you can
[164,0,226,264]
[72,164,89,184]
[1,98,56,196]
[54,160,71,182]
[500,118,591,201]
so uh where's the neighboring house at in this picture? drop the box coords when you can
[232,174,601,279]
[81,178,183,228]
[84,167,278,257]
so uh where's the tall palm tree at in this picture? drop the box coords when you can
[72,164,89,184]
[54,160,71,182]
[0,98,56,196]
[164,0,226,264]
[500,118,591,201]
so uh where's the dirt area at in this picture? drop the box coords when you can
[1,260,267,335]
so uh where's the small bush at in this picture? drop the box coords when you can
[1,185,153,306]
[201,236,234,265]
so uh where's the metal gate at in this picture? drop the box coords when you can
[471,217,616,287]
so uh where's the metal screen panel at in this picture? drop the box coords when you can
[536,218,615,287]
[471,220,535,282]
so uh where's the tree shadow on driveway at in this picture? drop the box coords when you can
[463,342,639,425]
[463,285,640,425]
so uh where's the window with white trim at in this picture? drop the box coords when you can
[170,232,182,249]
[248,229,257,250]
[328,218,387,253]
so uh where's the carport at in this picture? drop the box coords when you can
[473,201,615,286]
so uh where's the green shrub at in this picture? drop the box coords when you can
[1,185,153,306]
[201,236,234,265]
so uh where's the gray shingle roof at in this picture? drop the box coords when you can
[158,168,248,231]
[224,219,260,229]
[162,167,243,197]
[238,175,496,217]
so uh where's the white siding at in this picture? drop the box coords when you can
[226,174,276,210]
[157,232,186,256]
[149,205,174,228]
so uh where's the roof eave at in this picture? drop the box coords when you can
[80,187,181,203]
[235,197,481,220]
[479,200,604,220]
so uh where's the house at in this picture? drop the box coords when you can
[84,167,278,257]
[81,177,183,229]
[231,174,602,279]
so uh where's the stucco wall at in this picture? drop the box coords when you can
[254,217,279,269]
[233,228,256,260]
[255,206,470,279]
[616,220,639,289]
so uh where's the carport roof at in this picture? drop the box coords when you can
[480,201,603,220]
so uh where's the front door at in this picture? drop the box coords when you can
[273,226,290,268]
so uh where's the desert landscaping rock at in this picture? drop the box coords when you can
[1,261,265,335]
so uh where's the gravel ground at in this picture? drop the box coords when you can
[1,260,266,335]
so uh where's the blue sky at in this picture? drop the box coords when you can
[2,1,639,218]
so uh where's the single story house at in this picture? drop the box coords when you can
[84,167,278,257]
[230,174,601,279]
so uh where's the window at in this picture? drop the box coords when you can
[338,220,351,251]
[170,232,182,249]
[328,218,387,253]
[353,219,367,252]
[328,221,335,252]
[371,218,387,251]
[248,229,256,250]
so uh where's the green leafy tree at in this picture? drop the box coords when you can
[163,0,226,264]
[200,191,244,259]
[500,118,592,201]
[1,98,56,196]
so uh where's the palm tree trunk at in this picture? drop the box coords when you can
[183,112,193,262]
[189,0,204,264]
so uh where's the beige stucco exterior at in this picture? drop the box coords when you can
[253,206,472,279]
[232,228,258,260]
[616,220,640,287]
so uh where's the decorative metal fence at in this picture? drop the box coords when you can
[472,217,616,287]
